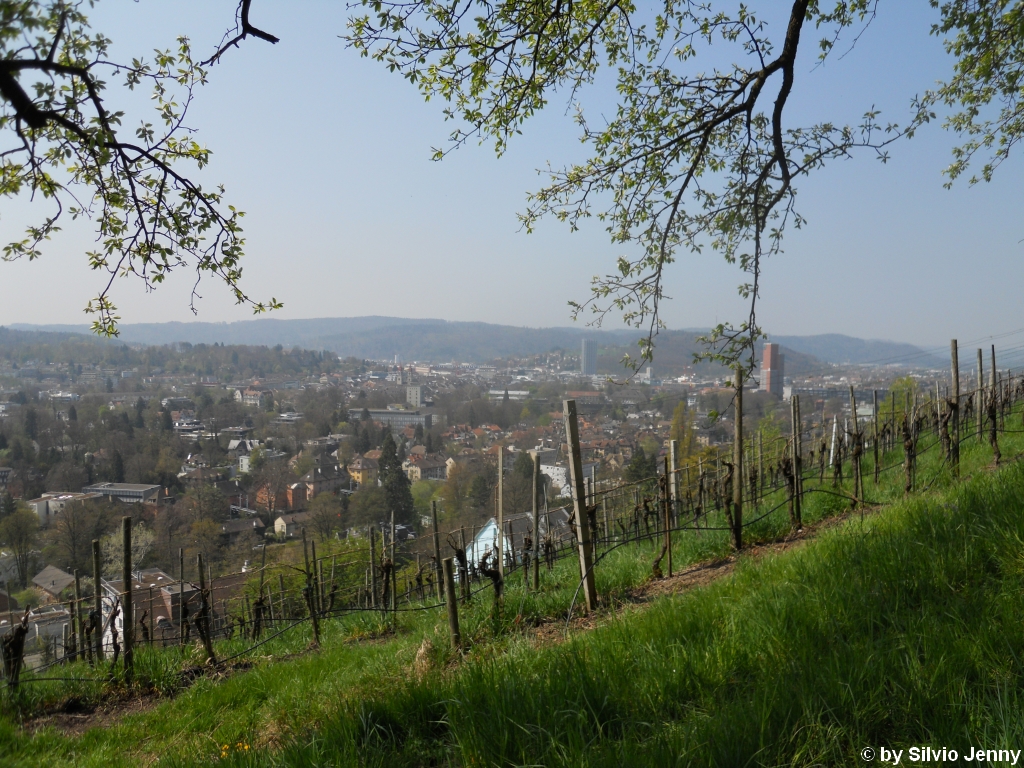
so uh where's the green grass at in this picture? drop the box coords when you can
[2,421,1023,766]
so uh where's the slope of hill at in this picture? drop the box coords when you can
[772,333,945,367]
[11,318,936,372]
[3,422,1023,766]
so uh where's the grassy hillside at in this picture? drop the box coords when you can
[2,428,1023,765]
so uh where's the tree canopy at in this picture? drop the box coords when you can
[0,0,280,335]
[2,1,1022,360]
[347,0,1024,369]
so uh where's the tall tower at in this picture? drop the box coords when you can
[761,342,785,397]
[581,339,597,376]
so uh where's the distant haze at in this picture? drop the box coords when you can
[9,317,945,371]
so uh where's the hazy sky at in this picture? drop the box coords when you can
[2,1,1022,347]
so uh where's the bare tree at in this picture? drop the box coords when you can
[45,499,110,573]
[308,493,342,543]
[0,509,39,587]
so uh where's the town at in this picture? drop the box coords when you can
[0,325,953,663]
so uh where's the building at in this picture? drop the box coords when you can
[487,390,530,401]
[25,491,103,527]
[238,449,286,474]
[234,387,273,408]
[161,396,194,410]
[761,342,785,397]
[402,455,449,482]
[274,511,312,538]
[82,482,162,504]
[347,456,379,487]
[256,482,306,513]
[346,408,432,431]
[406,385,422,408]
[301,463,348,497]
[102,568,187,650]
[0,467,11,489]
[220,517,265,545]
[581,339,597,376]
[32,565,75,600]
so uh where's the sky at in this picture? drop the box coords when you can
[1,0,1022,348]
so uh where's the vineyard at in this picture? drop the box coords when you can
[2,341,1024,765]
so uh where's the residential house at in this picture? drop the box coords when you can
[274,511,312,538]
[24,491,103,527]
[235,387,273,408]
[402,454,449,482]
[300,463,348,498]
[255,482,306,513]
[220,517,266,546]
[238,449,286,474]
[32,565,75,601]
[0,466,11,489]
[445,450,483,478]
[347,456,378,487]
[102,568,197,650]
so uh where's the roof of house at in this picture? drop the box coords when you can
[221,518,266,534]
[32,564,75,595]
[275,511,312,526]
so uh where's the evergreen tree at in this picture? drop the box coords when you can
[670,400,696,460]
[379,432,415,525]
[512,449,534,479]
[469,474,492,510]
[0,491,16,520]
[623,446,658,484]
[356,427,372,454]
[23,408,38,441]
[68,405,77,422]
[414,423,424,444]
[112,451,126,483]
[161,409,173,431]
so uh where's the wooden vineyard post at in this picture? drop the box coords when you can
[991,345,998,393]
[758,430,764,498]
[309,539,320,615]
[122,516,133,683]
[977,348,985,440]
[563,399,597,612]
[196,552,217,664]
[278,573,287,618]
[73,570,84,663]
[442,557,461,651]
[497,448,504,580]
[663,455,673,577]
[431,501,443,602]
[390,509,397,613]
[92,539,103,661]
[669,439,679,527]
[873,391,880,485]
[848,387,861,503]
[790,394,802,526]
[732,368,744,550]
[368,526,378,609]
[532,452,541,591]
[178,548,185,647]
[302,530,320,643]
[951,339,960,476]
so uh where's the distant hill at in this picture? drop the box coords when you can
[10,318,939,371]
[771,334,945,367]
